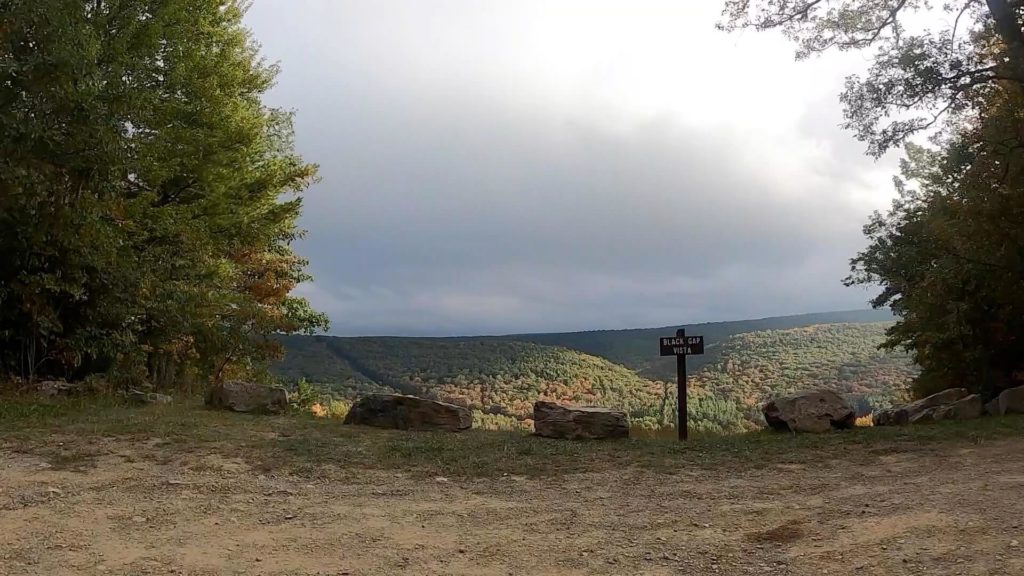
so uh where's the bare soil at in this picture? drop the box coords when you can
[3,427,1024,576]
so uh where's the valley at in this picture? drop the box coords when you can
[272,310,917,432]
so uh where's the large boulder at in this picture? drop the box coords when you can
[873,388,970,426]
[205,381,288,414]
[532,401,628,440]
[343,394,472,432]
[910,394,983,423]
[986,386,1024,416]
[763,390,855,433]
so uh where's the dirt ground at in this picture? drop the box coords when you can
[2,432,1024,576]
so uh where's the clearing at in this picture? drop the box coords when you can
[2,399,1023,576]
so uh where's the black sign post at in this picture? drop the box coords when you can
[659,329,704,441]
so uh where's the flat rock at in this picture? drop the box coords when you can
[910,394,983,423]
[532,401,628,440]
[343,394,472,432]
[205,381,288,414]
[763,390,855,433]
[874,388,970,426]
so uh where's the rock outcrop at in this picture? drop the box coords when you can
[343,394,472,432]
[205,381,288,414]
[532,401,629,440]
[763,390,855,433]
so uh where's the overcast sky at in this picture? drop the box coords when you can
[244,0,904,336]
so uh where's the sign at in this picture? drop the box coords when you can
[659,335,704,357]
[658,328,704,442]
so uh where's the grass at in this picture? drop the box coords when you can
[2,395,1024,478]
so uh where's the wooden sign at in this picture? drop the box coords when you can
[659,335,704,357]
[659,329,704,442]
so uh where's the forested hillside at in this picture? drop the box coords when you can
[275,335,668,429]
[500,309,896,380]
[273,317,916,432]
[690,323,916,423]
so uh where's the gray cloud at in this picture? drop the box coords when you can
[246,1,899,336]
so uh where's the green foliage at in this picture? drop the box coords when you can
[288,378,319,411]
[0,0,327,386]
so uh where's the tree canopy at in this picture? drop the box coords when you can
[0,0,327,387]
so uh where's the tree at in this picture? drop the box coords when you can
[846,91,1024,397]
[719,0,1024,155]
[721,0,1024,398]
[0,0,327,386]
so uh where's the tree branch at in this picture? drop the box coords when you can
[951,0,979,46]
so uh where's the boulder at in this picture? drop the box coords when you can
[205,381,288,414]
[909,394,983,423]
[986,385,1024,416]
[532,401,628,440]
[872,407,901,427]
[763,390,855,433]
[873,388,970,426]
[128,390,173,405]
[343,394,472,432]
[943,394,984,420]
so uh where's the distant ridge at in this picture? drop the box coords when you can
[496,309,896,379]
[498,309,895,338]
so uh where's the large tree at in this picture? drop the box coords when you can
[0,0,327,386]
[846,92,1024,397]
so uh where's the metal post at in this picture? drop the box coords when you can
[676,328,688,441]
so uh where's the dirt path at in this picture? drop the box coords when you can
[2,436,1023,576]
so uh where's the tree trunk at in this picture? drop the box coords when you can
[986,0,1024,82]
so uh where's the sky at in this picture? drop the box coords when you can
[244,0,905,337]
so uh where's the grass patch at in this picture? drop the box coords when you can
[2,395,1024,478]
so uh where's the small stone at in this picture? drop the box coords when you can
[284,514,295,520]
[132,516,147,523]
[435,477,449,483]
[1011,540,1020,548]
